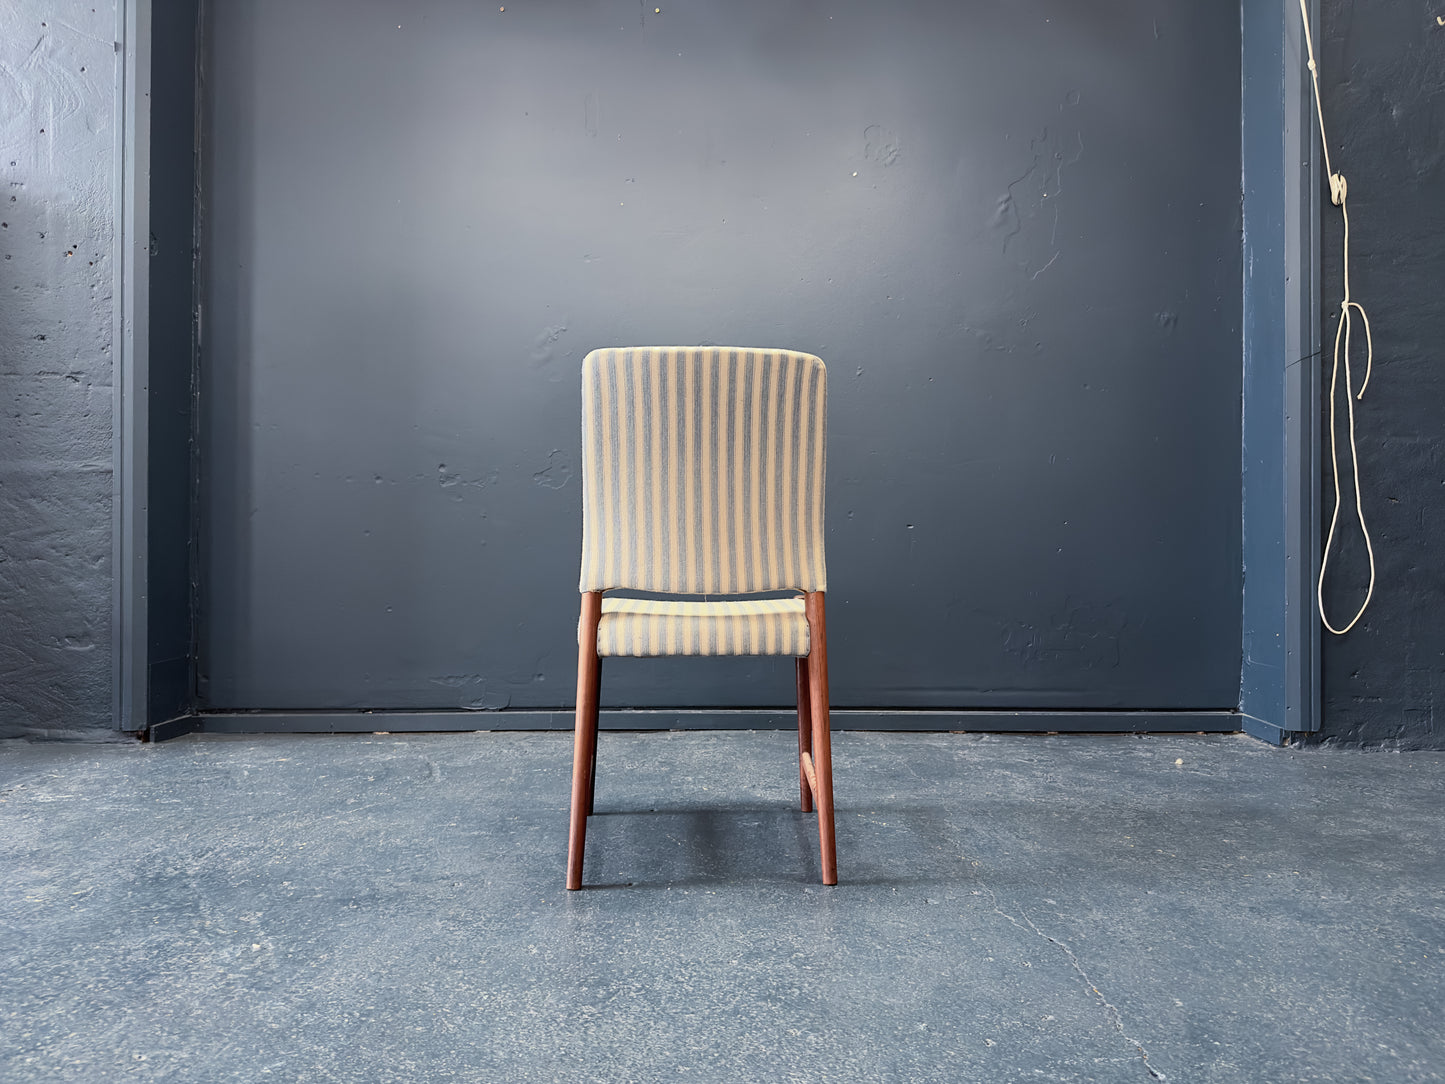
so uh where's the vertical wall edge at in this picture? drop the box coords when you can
[1284,0,1323,734]
[1239,0,1320,740]
[114,0,152,732]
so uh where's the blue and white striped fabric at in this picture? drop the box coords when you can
[579,347,828,658]
[595,596,809,658]
[580,347,827,595]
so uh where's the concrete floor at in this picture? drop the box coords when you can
[1,731,1442,1083]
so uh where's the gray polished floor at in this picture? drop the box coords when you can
[2,731,1442,1082]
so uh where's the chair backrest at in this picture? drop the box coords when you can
[580,347,827,595]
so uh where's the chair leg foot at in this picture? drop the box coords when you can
[567,706,597,890]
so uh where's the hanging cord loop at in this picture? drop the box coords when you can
[1300,0,1376,635]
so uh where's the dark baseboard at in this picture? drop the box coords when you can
[145,714,204,741]
[160,708,1241,739]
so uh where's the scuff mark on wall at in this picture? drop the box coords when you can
[429,674,511,711]
[584,92,599,138]
[532,450,573,489]
[863,124,900,168]
[990,98,1084,281]
[437,464,500,491]
[1002,598,1128,671]
[530,322,568,365]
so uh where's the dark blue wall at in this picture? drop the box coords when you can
[197,0,1245,717]
[19,2,1436,744]
[1315,0,1445,746]
[146,0,200,723]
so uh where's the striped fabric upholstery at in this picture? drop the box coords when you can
[580,347,827,595]
[596,597,809,657]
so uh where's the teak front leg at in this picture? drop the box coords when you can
[567,591,603,890]
[805,591,837,886]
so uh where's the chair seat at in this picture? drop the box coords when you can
[593,596,809,657]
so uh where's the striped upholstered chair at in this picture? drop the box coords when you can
[567,346,836,889]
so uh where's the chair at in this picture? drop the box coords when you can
[567,346,837,889]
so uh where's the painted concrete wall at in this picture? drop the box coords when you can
[1315,0,1445,746]
[4,0,1440,744]
[198,0,1245,715]
[0,3,117,739]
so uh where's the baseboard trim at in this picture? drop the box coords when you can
[168,708,1240,738]
[1240,713,1299,746]
[146,714,204,742]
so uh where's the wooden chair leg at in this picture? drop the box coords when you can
[795,657,813,812]
[584,656,602,816]
[567,592,603,890]
[805,591,837,886]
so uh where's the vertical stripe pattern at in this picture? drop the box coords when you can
[595,597,810,657]
[580,348,828,594]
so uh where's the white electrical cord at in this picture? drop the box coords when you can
[1300,0,1376,635]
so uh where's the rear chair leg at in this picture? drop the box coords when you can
[585,656,602,816]
[796,657,813,812]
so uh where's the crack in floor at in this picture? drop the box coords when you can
[985,888,1167,1081]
